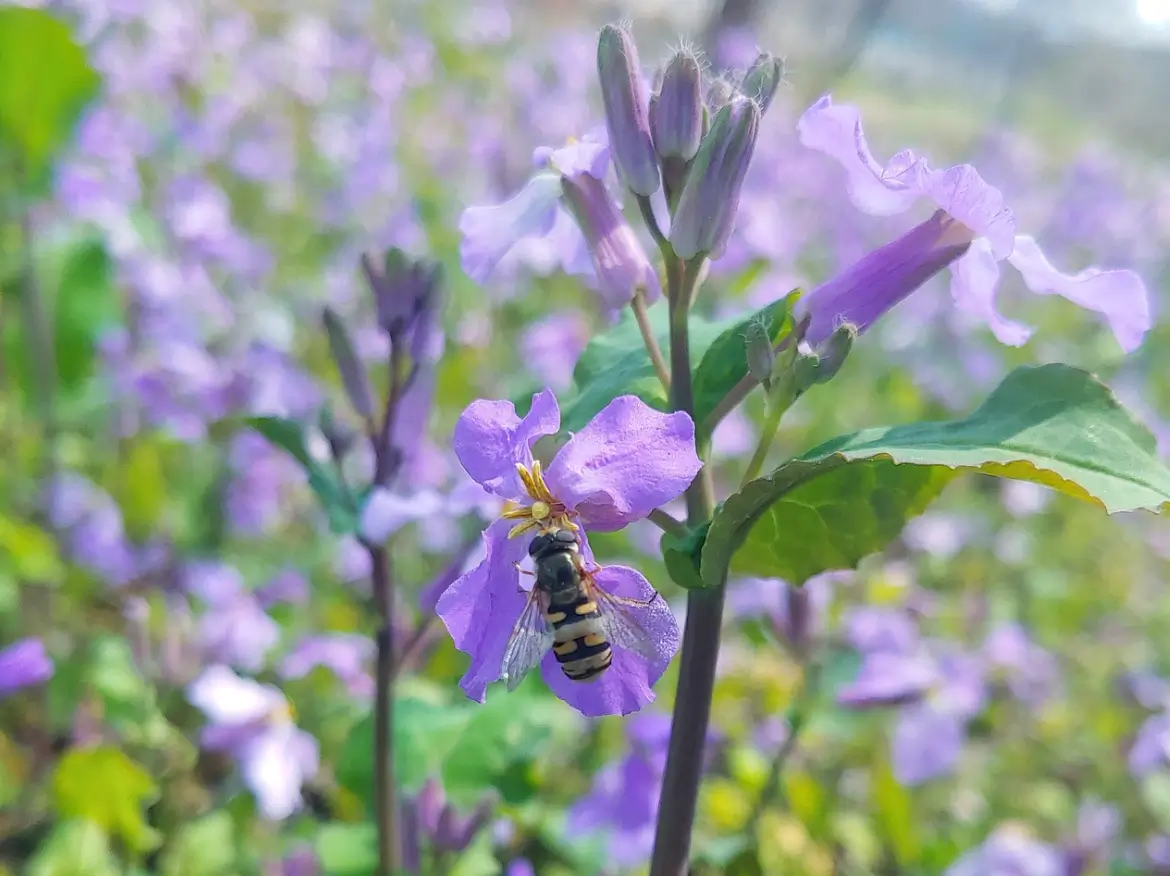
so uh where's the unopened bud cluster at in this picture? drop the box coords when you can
[597,23,782,262]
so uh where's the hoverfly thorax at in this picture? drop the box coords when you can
[528,528,584,601]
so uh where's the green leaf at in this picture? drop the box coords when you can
[160,812,237,876]
[87,635,157,733]
[661,522,710,590]
[441,682,568,804]
[53,238,122,393]
[449,831,502,876]
[0,7,100,183]
[50,746,161,853]
[560,295,799,435]
[702,364,1170,585]
[336,695,476,807]
[0,515,63,581]
[244,416,360,534]
[871,755,920,865]
[691,289,801,435]
[314,823,378,876]
[26,821,120,876]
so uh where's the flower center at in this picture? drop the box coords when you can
[500,460,577,539]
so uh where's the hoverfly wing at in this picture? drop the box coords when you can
[589,576,662,663]
[500,587,555,691]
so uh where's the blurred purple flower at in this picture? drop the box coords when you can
[226,431,307,537]
[437,390,698,715]
[1063,800,1121,876]
[945,826,1064,876]
[275,847,319,876]
[185,562,279,672]
[505,860,535,876]
[569,711,673,868]
[400,777,494,863]
[0,638,53,698]
[256,569,310,608]
[520,311,590,392]
[1130,711,1170,775]
[983,623,1060,704]
[839,607,986,785]
[187,665,319,821]
[797,95,1150,352]
[46,472,154,587]
[280,634,374,699]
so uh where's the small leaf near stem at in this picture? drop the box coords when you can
[631,287,671,392]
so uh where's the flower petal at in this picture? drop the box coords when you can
[797,94,922,217]
[0,638,53,697]
[241,723,319,821]
[187,665,285,725]
[1007,235,1151,354]
[545,396,701,531]
[453,389,561,498]
[918,164,1016,259]
[891,705,964,785]
[949,239,1034,346]
[436,519,530,702]
[458,171,562,283]
[360,488,446,543]
[539,564,678,717]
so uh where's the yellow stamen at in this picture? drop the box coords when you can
[500,460,581,539]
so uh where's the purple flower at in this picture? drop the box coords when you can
[982,623,1060,704]
[838,607,986,785]
[185,562,279,672]
[187,665,319,821]
[519,311,590,392]
[280,634,374,699]
[46,473,150,587]
[436,390,700,716]
[568,711,672,868]
[945,826,1065,876]
[359,488,446,544]
[797,95,1150,352]
[0,638,53,698]
[256,569,310,608]
[505,860,535,876]
[459,137,605,285]
[560,169,660,309]
[1130,711,1170,775]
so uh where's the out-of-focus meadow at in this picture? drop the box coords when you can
[4,0,1170,873]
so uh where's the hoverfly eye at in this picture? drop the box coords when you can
[528,533,552,556]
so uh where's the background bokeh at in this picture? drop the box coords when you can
[4,0,1170,873]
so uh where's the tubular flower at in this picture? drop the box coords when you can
[436,390,701,716]
[797,94,1151,352]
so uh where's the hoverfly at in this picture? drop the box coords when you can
[500,527,661,688]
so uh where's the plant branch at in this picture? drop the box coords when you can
[636,194,668,252]
[631,288,671,392]
[746,659,820,831]
[368,339,407,876]
[740,395,785,486]
[650,255,724,876]
[647,507,686,536]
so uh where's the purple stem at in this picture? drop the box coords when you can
[649,256,723,876]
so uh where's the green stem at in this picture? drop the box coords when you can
[647,507,686,536]
[649,255,724,876]
[740,393,788,487]
[745,659,820,832]
[631,288,671,392]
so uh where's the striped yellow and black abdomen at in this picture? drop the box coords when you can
[545,591,612,683]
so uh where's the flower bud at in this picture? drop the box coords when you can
[434,795,494,853]
[560,171,660,309]
[669,97,761,260]
[596,23,660,196]
[744,320,774,385]
[651,49,703,162]
[362,249,442,344]
[741,52,783,114]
